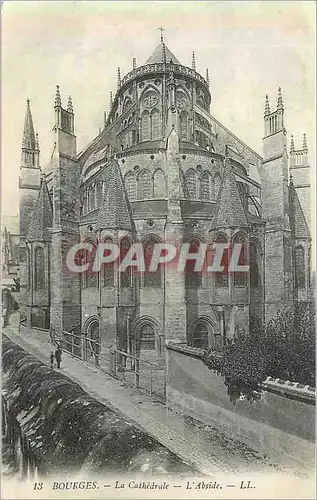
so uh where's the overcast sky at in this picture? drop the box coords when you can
[2,1,315,219]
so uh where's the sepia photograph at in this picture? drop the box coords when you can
[1,1,316,498]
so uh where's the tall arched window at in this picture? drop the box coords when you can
[144,238,162,287]
[180,169,186,198]
[295,246,305,289]
[214,173,221,198]
[193,322,209,348]
[185,239,202,288]
[86,243,98,288]
[250,242,260,288]
[96,183,102,205]
[103,238,115,287]
[233,233,247,287]
[151,109,161,139]
[139,170,152,200]
[141,111,151,141]
[120,237,132,288]
[153,169,166,198]
[185,169,198,199]
[200,172,212,201]
[122,97,132,112]
[125,172,137,201]
[180,111,188,140]
[215,234,228,287]
[140,324,155,350]
[34,247,45,289]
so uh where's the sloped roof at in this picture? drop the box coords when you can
[27,181,53,241]
[211,156,249,230]
[96,160,132,231]
[145,43,181,65]
[289,181,310,239]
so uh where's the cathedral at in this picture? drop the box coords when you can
[18,36,312,360]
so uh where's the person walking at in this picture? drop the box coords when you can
[50,351,55,369]
[55,345,62,369]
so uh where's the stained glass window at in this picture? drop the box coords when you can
[153,169,165,198]
[193,323,209,348]
[125,172,137,201]
[151,109,161,139]
[233,234,247,287]
[180,111,188,140]
[215,235,228,287]
[201,172,212,200]
[120,237,131,288]
[141,111,151,141]
[139,170,152,200]
[144,239,161,287]
[186,170,197,199]
[140,324,155,350]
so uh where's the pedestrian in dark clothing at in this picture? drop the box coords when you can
[50,352,54,369]
[55,346,62,369]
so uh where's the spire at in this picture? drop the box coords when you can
[67,95,73,114]
[159,26,165,43]
[210,155,249,230]
[290,134,295,153]
[277,87,284,110]
[104,111,107,129]
[54,85,62,107]
[117,67,121,89]
[192,51,196,70]
[264,94,270,117]
[97,160,132,231]
[27,180,53,242]
[109,91,113,109]
[302,133,308,152]
[206,68,210,86]
[22,99,36,150]
[132,57,136,70]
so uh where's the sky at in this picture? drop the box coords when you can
[2,1,316,219]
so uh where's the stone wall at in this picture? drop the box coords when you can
[166,344,315,470]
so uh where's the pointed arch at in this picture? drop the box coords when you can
[180,110,189,140]
[138,169,152,199]
[214,173,221,198]
[185,169,198,199]
[120,236,132,288]
[185,238,202,289]
[200,171,213,201]
[103,237,115,287]
[151,108,161,139]
[124,171,137,201]
[122,96,132,112]
[233,232,247,286]
[153,169,166,198]
[143,235,162,288]
[141,110,151,141]
[214,233,228,287]
[188,316,221,349]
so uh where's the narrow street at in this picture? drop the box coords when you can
[3,313,281,478]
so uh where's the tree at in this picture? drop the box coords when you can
[202,303,315,403]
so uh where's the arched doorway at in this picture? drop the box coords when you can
[84,317,100,366]
[193,322,209,348]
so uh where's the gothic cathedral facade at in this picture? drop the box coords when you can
[19,39,312,359]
